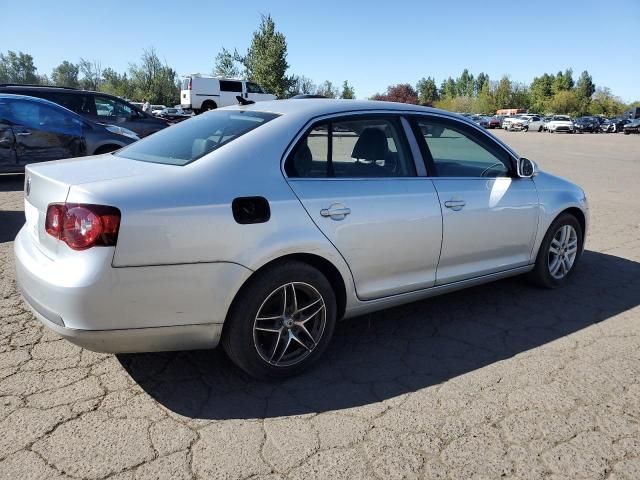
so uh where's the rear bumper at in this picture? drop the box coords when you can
[21,294,222,353]
[14,226,252,353]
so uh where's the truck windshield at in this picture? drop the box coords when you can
[115,110,279,166]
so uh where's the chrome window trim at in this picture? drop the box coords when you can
[281,109,433,180]
[400,116,427,177]
[280,108,521,181]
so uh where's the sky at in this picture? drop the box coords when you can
[1,0,639,101]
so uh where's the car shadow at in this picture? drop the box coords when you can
[0,174,24,192]
[119,250,640,420]
[0,211,24,243]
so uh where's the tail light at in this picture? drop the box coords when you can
[45,203,120,250]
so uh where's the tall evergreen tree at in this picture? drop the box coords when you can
[416,76,439,105]
[340,80,355,99]
[242,14,291,98]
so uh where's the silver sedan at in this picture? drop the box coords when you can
[15,100,589,378]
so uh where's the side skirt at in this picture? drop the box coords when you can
[343,265,534,319]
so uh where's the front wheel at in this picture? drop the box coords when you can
[222,261,337,379]
[527,213,583,288]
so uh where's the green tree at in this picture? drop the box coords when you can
[242,14,291,98]
[553,68,574,93]
[529,73,555,113]
[575,70,595,113]
[416,76,439,105]
[79,58,102,90]
[548,90,580,115]
[51,61,79,88]
[128,48,178,104]
[475,72,489,96]
[476,83,496,114]
[287,75,316,97]
[456,69,475,97]
[588,87,625,116]
[494,76,513,108]
[316,80,339,98]
[0,51,39,83]
[510,82,530,110]
[101,68,133,99]
[440,77,457,98]
[213,47,241,78]
[340,80,355,99]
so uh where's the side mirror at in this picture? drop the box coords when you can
[517,157,538,178]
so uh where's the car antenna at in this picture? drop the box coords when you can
[236,96,255,105]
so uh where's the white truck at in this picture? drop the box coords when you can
[180,75,276,113]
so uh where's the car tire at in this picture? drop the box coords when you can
[538,126,543,132]
[200,101,217,113]
[222,260,337,379]
[526,213,583,289]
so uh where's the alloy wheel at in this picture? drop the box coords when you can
[252,282,326,367]
[548,225,578,279]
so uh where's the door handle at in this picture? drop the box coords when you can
[320,203,351,220]
[15,132,31,136]
[444,200,466,211]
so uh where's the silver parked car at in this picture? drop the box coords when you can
[15,100,589,378]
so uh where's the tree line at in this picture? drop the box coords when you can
[372,68,636,117]
[1,14,636,116]
[0,15,355,106]
[0,48,180,106]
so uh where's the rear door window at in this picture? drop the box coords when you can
[285,116,416,178]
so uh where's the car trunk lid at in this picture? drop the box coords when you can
[23,153,160,258]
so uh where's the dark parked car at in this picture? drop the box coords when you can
[603,117,631,133]
[0,94,138,173]
[573,116,600,133]
[0,84,169,137]
[623,118,640,134]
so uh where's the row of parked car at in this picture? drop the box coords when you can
[464,112,640,135]
[130,102,194,123]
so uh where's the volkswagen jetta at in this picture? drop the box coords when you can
[15,100,588,378]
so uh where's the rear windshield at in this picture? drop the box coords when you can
[115,110,279,165]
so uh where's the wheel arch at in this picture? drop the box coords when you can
[560,207,586,239]
[225,252,349,328]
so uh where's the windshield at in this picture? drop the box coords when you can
[553,116,571,121]
[115,110,279,165]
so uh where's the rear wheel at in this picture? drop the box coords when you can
[222,261,337,379]
[527,213,583,288]
[199,101,217,113]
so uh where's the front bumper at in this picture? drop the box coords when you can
[14,226,252,353]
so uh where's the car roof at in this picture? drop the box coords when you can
[0,93,93,122]
[222,98,465,121]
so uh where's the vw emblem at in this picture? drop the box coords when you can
[25,176,31,196]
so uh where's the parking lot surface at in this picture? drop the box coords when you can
[1,131,639,479]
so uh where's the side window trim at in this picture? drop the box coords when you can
[400,116,427,177]
[284,112,417,180]
[409,114,517,178]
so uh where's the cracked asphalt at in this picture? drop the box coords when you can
[1,130,639,479]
